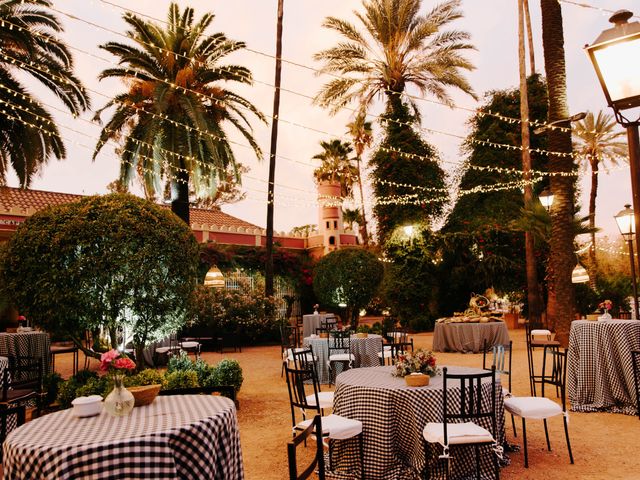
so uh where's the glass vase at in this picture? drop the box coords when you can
[598,311,612,321]
[104,374,134,417]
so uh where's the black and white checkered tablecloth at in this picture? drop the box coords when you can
[3,395,244,479]
[304,335,383,384]
[567,319,640,416]
[0,332,51,374]
[332,366,505,480]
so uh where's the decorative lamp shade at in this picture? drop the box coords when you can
[571,263,590,284]
[539,188,554,209]
[204,265,225,288]
[585,10,640,111]
[614,204,635,239]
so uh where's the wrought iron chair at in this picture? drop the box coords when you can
[287,414,325,480]
[291,346,333,413]
[525,321,560,396]
[1,355,44,415]
[483,340,516,436]
[327,330,354,385]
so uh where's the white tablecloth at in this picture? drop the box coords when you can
[302,314,330,338]
[3,395,244,479]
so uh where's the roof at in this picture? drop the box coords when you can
[0,186,260,230]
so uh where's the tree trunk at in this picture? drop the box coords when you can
[265,0,284,297]
[588,155,598,289]
[356,155,369,244]
[523,0,536,74]
[518,0,543,325]
[540,0,575,347]
[171,168,190,225]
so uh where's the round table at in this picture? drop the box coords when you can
[567,319,640,416]
[0,331,51,374]
[303,334,382,384]
[332,366,505,479]
[302,314,331,338]
[432,321,510,353]
[3,395,244,479]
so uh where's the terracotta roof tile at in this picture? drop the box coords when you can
[0,186,260,230]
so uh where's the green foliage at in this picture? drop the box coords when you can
[0,194,200,352]
[125,369,166,387]
[167,352,196,374]
[312,140,357,198]
[206,359,243,393]
[163,370,200,391]
[371,99,447,243]
[356,324,370,334]
[313,248,384,326]
[56,378,81,409]
[75,376,109,399]
[42,372,63,407]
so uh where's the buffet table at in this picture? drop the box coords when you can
[3,395,244,479]
[567,319,640,415]
[432,321,510,353]
[331,366,505,479]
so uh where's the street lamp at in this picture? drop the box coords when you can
[532,112,587,134]
[571,262,590,284]
[539,188,554,212]
[586,9,640,289]
[204,265,225,288]
[614,204,639,317]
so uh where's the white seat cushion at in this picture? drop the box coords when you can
[285,348,312,362]
[305,391,334,409]
[423,422,494,445]
[180,341,200,349]
[502,387,511,398]
[504,396,563,419]
[377,348,393,359]
[155,346,177,354]
[530,329,551,337]
[297,414,362,440]
[328,353,355,363]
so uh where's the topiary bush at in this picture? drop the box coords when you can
[163,370,200,391]
[207,359,243,393]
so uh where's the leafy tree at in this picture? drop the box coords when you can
[0,0,89,186]
[573,111,627,280]
[343,208,363,231]
[313,248,383,326]
[0,194,200,364]
[346,112,373,244]
[312,139,357,198]
[93,3,264,224]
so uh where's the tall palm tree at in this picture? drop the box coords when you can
[540,0,576,346]
[312,139,357,198]
[346,112,373,244]
[314,0,476,120]
[0,0,89,186]
[573,111,627,282]
[93,3,264,225]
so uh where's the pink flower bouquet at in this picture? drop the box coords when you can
[100,349,136,374]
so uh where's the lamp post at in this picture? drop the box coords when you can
[539,188,554,212]
[585,9,640,286]
[614,204,639,318]
[532,112,587,135]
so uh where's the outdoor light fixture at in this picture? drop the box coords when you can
[615,204,639,317]
[403,225,415,238]
[532,112,587,134]
[203,265,225,288]
[571,263,590,284]
[539,188,554,212]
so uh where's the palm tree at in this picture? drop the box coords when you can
[312,139,357,198]
[93,3,264,224]
[314,0,476,119]
[0,0,89,186]
[540,0,576,346]
[343,207,363,231]
[346,112,373,244]
[573,111,627,282]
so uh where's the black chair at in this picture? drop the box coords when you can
[2,355,44,414]
[504,348,573,468]
[284,365,364,478]
[154,334,182,365]
[423,366,500,480]
[483,340,515,437]
[50,340,79,376]
[291,347,333,413]
[321,315,337,332]
[288,414,325,480]
[327,330,354,385]
[281,324,304,377]
[0,404,26,457]
[631,350,640,420]
[158,385,236,403]
[525,321,560,396]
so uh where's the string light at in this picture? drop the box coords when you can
[557,0,640,20]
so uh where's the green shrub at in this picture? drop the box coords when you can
[356,324,370,334]
[75,376,109,399]
[207,359,243,393]
[125,369,165,387]
[167,352,194,373]
[56,379,80,409]
[163,370,199,391]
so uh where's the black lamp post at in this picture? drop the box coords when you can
[585,9,640,288]
[614,204,639,318]
[539,188,554,212]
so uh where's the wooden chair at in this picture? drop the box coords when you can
[504,348,573,468]
[423,366,500,479]
[288,415,325,480]
[632,350,640,420]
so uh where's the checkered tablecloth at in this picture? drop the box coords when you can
[0,332,50,374]
[304,335,382,384]
[567,319,640,416]
[332,366,505,480]
[3,395,244,479]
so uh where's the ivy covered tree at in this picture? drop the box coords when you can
[0,194,200,364]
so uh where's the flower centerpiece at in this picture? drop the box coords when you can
[598,299,613,320]
[313,304,319,315]
[393,349,439,386]
[100,349,136,416]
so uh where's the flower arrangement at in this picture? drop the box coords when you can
[393,349,439,378]
[100,349,136,375]
[598,299,613,313]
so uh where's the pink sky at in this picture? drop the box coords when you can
[7,0,636,239]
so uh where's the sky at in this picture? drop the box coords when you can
[6,0,637,238]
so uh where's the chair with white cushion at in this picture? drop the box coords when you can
[525,322,560,396]
[483,340,515,436]
[423,366,499,480]
[284,365,364,479]
[281,325,304,377]
[504,347,573,468]
[154,334,181,365]
[292,347,333,413]
[179,338,201,359]
[287,414,325,480]
[327,330,355,385]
